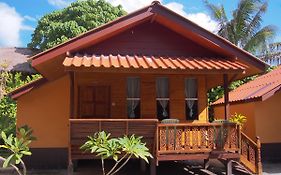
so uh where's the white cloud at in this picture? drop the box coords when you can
[0,3,34,47]
[186,13,219,33]
[105,0,218,32]
[24,15,37,22]
[165,2,218,33]
[47,0,74,8]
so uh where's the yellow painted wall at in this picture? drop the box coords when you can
[17,75,70,148]
[213,102,256,140]
[255,91,281,143]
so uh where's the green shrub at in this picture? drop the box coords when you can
[81,131,152,175]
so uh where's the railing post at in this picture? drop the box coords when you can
[256,136,262,175]
[238,125,241,154]
[156,122,159,166]
[68,119,73,175]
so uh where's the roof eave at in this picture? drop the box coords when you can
[8,78,47,100]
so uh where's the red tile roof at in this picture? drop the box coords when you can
[213,65,281,105]
[63,54,248,71]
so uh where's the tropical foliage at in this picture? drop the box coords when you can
[0,68,41,136]
[229,113,247,127]
[205,0,276,55]
[28,0,126,51]
[0,126,35,175]
[80,131,152,175]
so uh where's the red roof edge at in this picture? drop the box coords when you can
[8,78,48,100]
[211,96,262,106]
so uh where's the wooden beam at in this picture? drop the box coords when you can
[150,158,156,175]
[223,74,230,120]
[69,72,74,119]
[204,159,210,169]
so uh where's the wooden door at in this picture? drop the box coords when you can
[79,86,111,118]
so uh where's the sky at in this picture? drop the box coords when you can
[0,0,281,48]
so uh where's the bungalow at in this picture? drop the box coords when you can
[9,1,268,174]
[0,47,36,74]
[212,65,281,162]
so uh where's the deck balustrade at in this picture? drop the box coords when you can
[69,119,262,174]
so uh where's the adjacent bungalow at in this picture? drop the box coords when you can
[0,47,36,74]
[9,1,268,174]
[213,65,281,162]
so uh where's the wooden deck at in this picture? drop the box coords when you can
[69,119,262,175]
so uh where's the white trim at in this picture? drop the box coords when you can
[126,98,141,100]
[156,98,170,101]
[185,98,198,100]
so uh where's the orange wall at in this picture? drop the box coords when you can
[17,75,70,148]
[255,91,281,143]
[213,102,256,140]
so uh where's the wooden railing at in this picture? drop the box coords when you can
[156,122,240,155]
[69,119,158,160]
[240,132,262,174]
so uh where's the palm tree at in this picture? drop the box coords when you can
[205,0,276,55]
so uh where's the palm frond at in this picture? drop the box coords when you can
[204,0,228,37]
[232,0,256,44]
[242,1,268,46]
[243,25,276,53]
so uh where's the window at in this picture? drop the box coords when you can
[127,77,140,118]
[156,77,169,120]
[185,78,198,120]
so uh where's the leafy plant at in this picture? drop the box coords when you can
[229,113,247,127]
[0,70,41,136]
[0,125,36,175]
[80,131,152,175]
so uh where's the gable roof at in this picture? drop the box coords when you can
[30,1,268,80]
[0,47,37,73]
[212,65,281,105]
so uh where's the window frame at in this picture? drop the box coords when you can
[184,78,199,120]
[126,77,141,118]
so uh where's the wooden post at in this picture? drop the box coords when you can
[226,159,232,175]
[256,136,263,175]
[140,159,147,172]
[150,158,156,175]
[69,72,74,175]
[69,72,74,119]
[204,159,210,169]
[223,74,230,120]
[67,161,73,175]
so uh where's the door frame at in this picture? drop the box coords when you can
[77,85,111,119]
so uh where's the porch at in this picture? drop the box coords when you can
[68,119,262,175]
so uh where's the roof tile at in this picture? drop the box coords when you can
[213,65,281,105]
[63,54,247,72]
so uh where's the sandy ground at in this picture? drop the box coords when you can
[18,160,281,175]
